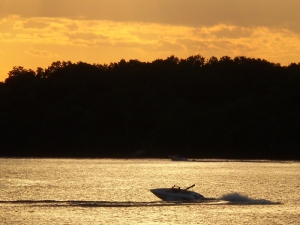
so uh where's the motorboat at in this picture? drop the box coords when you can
[150,184,204,201]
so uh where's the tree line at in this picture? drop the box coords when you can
[0,55,299,159]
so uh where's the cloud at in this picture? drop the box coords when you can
[0,32,11,39]
[1,0,300,33]
[22,19,49,30]
[24,48,57,58]
[0,16,299,66]
[0,0,299,82]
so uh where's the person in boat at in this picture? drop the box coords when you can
[172,185,181,191]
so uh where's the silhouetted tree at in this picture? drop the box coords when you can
[0,55,299,159]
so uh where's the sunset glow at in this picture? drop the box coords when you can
[1,0,300,81]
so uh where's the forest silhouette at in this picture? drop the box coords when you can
[1,55,299,159]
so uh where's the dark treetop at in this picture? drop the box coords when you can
[1,55,300,159]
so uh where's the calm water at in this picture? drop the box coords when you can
[0,158,299,224]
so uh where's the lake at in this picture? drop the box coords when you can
[0,158,299,224]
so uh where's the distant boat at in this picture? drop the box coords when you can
[168,155,188,161]
[150,184,204,201]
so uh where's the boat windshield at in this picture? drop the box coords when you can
[172,184,195,190]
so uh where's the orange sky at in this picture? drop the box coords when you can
[0,0,300,81]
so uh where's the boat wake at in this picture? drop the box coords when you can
[0,195,280,207]
[218,192,281,205]
[0,199,225,207]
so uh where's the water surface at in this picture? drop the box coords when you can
[0,158,299,224]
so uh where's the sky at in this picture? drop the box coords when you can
[0,0,300,81]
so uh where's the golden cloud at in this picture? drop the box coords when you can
[24,48,57,58]
[0,16,299,65]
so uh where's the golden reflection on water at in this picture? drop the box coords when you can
[0,158,299,224]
